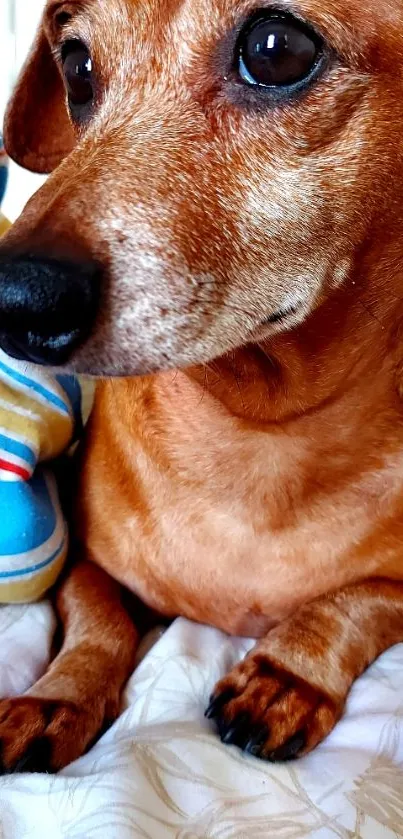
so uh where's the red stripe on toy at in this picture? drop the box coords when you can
[0,458,30,480]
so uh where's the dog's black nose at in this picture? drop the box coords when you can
[0,255,100,365]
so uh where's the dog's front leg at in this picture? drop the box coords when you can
[206,579,403,760]
[0,560,138,773]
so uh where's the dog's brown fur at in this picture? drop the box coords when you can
[0,0,403,771]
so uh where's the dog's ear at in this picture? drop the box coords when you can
[4,27,74,174]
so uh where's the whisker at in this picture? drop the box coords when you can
[228,356,246,412]
[357,297,386,332]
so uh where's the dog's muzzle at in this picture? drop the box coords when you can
[0,255,100,365]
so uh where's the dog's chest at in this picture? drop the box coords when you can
[105,495,375,637]
[84,384,391,637]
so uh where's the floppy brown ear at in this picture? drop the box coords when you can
[4,27,74,174]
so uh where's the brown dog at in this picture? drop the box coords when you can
[0,0,403,773]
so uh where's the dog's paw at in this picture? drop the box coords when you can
[205,654,341,761]
[0,696,108,774]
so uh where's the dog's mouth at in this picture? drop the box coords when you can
[261,305,298,326]
[245,301,307,345]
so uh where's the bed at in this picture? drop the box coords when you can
[0,601,402,839]
[1,122,403,839]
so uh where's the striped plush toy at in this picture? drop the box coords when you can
[0,154,94,602]
[0,350,93,602]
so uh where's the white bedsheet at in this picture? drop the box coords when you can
[0,603,402,838]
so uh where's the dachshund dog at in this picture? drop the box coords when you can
[0,0,403,772]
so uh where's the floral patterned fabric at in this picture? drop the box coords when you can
[0,604,402,838]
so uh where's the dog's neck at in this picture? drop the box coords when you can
[188,269,402,426]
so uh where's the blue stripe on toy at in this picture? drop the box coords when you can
[0,169,7,206]
[0,472,57,553]
[0,141,7,205]
[0,358,70,415]
[56,375,83,436]
[0,533,66,579]
[0,433,36,467]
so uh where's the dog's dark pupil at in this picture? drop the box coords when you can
[62,43,94,107]
[241,18,319,87]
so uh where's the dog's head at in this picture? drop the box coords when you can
[1,0,403,375]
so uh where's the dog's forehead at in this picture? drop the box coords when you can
[45,0,403,75]
[47,0,403,29]
[129,0,401,28]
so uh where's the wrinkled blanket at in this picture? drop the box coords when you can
[0,602,402,839]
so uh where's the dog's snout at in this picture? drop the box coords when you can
[0,256,100,365]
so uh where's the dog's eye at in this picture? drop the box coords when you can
[61,40,94,109]
[237,12,322,89]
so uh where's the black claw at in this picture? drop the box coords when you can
[221,725,237,744]
[244,725,269,757]
[216,715,229,740]
[205,690,234,720]
[11,737,52,774]
[220,712,251,747]
[267,732,306,763]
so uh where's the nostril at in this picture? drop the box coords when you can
[0,255,100,365]
[0,256,98,326]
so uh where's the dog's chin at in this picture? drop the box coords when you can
[59,345,222,379]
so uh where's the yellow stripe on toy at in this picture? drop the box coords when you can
[0,214,9,238]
